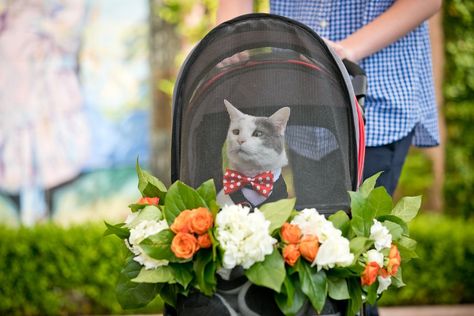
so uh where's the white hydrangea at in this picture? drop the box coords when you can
[216,204,277,269]
[377,275,392,294]
[369,219,392,251]
[127,219,169,270]
[367,249,384,267]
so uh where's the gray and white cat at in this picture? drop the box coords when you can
[216,99,291,207]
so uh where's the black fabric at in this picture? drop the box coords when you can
[243,284,285,316]
[176,292,233,316]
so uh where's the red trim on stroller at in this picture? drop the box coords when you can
[355,97,365,188]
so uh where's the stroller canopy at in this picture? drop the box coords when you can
[172,14,364,214]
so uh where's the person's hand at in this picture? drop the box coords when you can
[323,38,357,62]
[217,51,250,68]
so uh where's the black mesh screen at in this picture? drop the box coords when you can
[173,15,357,214]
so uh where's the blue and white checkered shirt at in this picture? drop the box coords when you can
[271,0,440,147]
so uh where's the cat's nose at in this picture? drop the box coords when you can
[237,139,246,145]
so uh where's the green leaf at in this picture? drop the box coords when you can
[376,215,408,234]
[245,250,285,292]
[193,249,217,296]
[140,229,182,262]
[358,172,382,197]
[367,187,393,217]
[349,191,374,237]
[127,206,163,228]
[116,257,160,309]
[391,267,405,288]
[129,203,147,213]
[328,211,350,236]
[347,277,363,316]
[398,235,417,252]
[275,275,306,316]
[328,276,350,300]
[349,236,372,261]
[382,221,403,241]
[171,262,194,288]
[104,221,129,239]
[136,159,167,201]
[327,265,364,278]
[391,196,422,222]
[396,236,418,261]
[159,283,180,307]
[259,198,296,234]
[196,179,217,206]
[297,260,328,313]
[164,181,207,226]
[131,266,176,283]
[366,281,378,305]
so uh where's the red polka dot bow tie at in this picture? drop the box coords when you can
[223,169,274,197]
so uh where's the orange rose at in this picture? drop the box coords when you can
[137,197,160,205]
[361,261,380,286]
[171,232,199,259]
[387,244,401,275]
[379,268,389,278]
[197,233,212,248]
[299,235,320,262]
[189,207,214,234]
[170,210,193,234]
[281,223,302,244]
[283,244,300,267]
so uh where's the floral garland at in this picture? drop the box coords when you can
[105,162,420,315]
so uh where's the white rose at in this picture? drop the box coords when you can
[128,219,169,269]
[291,208,341,242]
[369,219,392,251]
[367,249,384,267]
[313,236,354,270]
[377,275,392,294]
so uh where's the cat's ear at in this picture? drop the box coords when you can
[224,99,245,120]
[269,107,291,135]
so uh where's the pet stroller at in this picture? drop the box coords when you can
[169,13,367,316]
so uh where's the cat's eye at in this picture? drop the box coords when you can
[252,130,263,137]
[232,129,240,135]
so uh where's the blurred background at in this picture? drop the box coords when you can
[0,0,472,315]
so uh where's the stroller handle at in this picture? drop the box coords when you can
[343,58,367,113]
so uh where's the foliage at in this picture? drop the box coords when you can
[1,213,472,315]
[0,224,163,316]
[380,213,474,305]
[443,0,474,218]
[107,166,421,315]
[397,149,433,201]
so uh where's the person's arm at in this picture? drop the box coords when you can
[216,0,253,24]
[331,0,443,61]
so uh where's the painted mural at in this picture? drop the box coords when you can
[0,0,150,226]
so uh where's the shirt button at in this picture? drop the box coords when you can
[320,19,328,28]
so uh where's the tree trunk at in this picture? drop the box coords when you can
[148,0,180,185]
[423,11,446,212]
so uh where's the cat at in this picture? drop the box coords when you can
[216,99,291,208]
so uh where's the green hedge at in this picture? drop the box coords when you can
[443,1,474,218]
[0,225,163,315]
[0,215,472,315]
[380,213,474,305]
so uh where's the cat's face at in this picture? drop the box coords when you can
[224,99,290,175]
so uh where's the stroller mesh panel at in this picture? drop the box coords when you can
[180,60,354,213]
